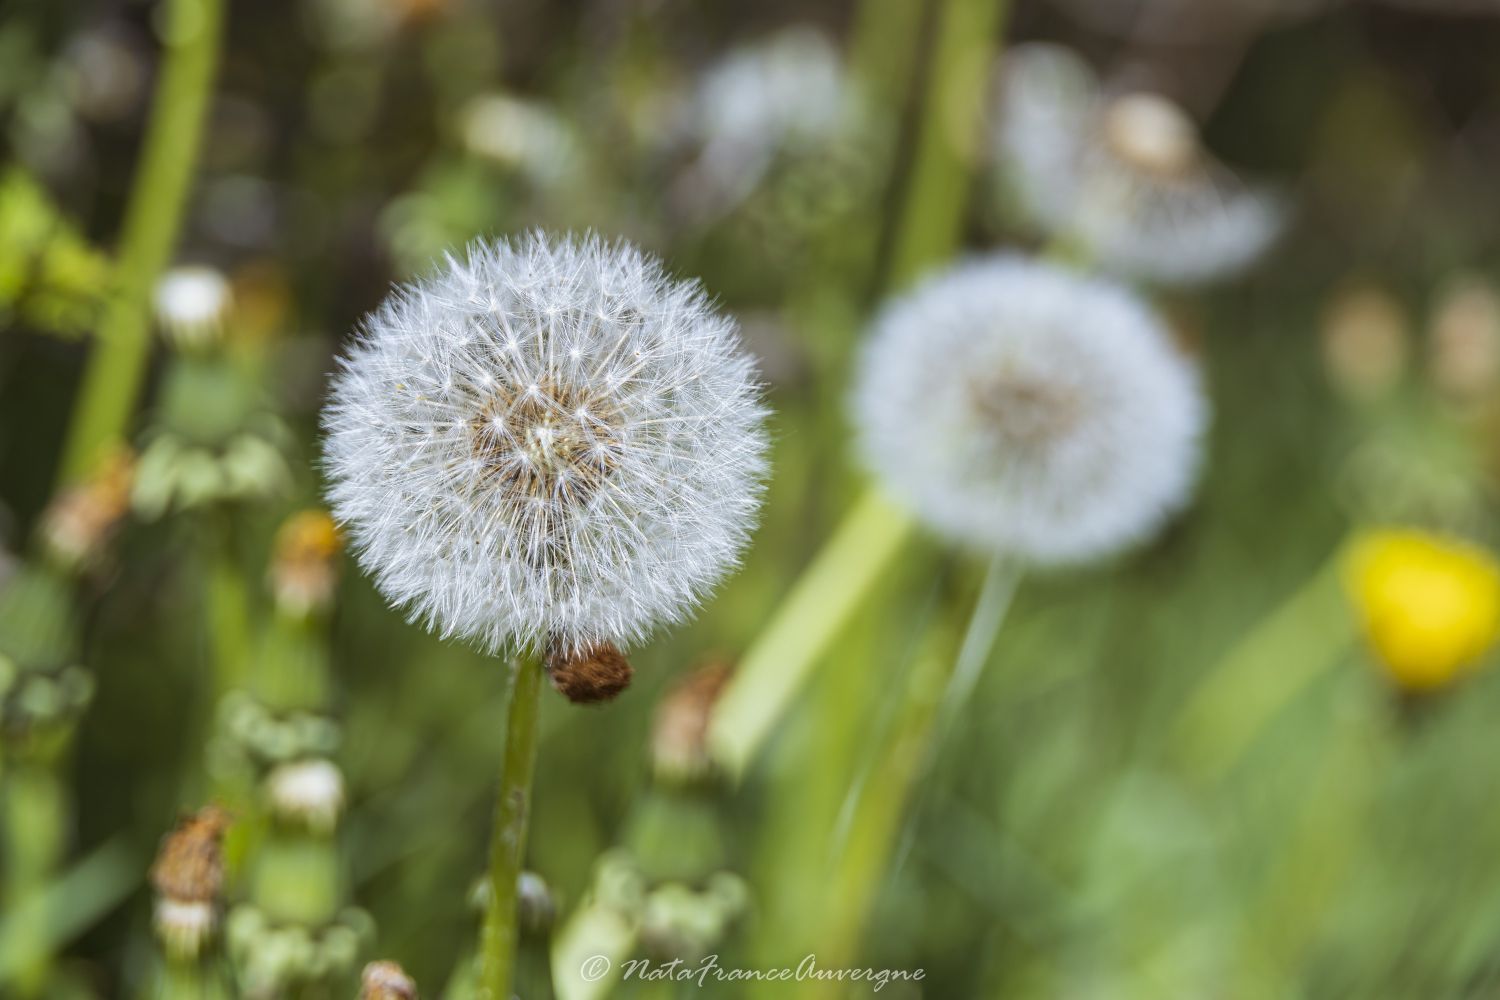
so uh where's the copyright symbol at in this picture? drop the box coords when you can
[580,955,611,982]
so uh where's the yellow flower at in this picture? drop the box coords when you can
[1344,529,1500,690]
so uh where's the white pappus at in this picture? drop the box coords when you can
[853,254,1206,565]
[992,44,1285,287]
[322,233,769,657]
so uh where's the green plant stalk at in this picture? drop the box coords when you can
[707,488,915,778]
[56,0,224,488]
[1169,546,1356,785]
[1239,679,1383,993]
[849,0,930,112]
[477,649,546,1000]
[886,0,1009,288]
[1,762,65,998]
[818,556,1021,973]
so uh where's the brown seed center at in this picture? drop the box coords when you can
[469,377,625,512]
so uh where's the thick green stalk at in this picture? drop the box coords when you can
[886,0,1009,287]
[57,0,224,487]
[1,764,65,997]
[477,650,546,1000]
[707,489,915,778]
[1170,548,1356,785]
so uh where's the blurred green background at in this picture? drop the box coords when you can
[4,0,1500,997]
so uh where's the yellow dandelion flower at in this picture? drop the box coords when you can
[1344,529,1500,691]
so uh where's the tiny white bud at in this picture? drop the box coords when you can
[264,758,346,833]
[154,266,232,349]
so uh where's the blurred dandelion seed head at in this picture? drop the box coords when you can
[993,45,1285,286]
[153,265,232,349]
[853,255,1206,565]
[322,233,769,656]
[1345,530,1500,691]
[675,28,866,222]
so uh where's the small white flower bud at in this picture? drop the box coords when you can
[264,758,346,833]
[154,898,218,960]
[154,266,232,349]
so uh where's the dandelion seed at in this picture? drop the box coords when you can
[852,254,1206,565]
[992,44,1285,286]
[322,233,768,659]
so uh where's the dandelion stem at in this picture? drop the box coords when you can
[707,488,915,779]
[818,555,1021,970]
[935,554,1023,738]
[477,648,546,1000]
[56,0,223,488]
[886,0,1010,287]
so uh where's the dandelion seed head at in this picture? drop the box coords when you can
[853,255,1206,565]
[322,233,768,655]
[993,45,1285,286]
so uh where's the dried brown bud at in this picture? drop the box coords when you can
[652,660,733,783]
[150,805,231,959]
[361,960,419,1000]
[269,509,342,616]
[150,805,231,904]
[546,641,633,704]
[39,445,136,571]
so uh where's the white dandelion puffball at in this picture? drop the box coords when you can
[675,28,864,220]
[853,255,1206,565]
[323,234,768,655]
[993,44,1285,287]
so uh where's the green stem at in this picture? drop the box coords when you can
[934,555,1023,738]
[707,488,915,779]
[886,0,1009,287]
[0,763,65,998]
[1169,544,1356,785]
[477,649,546,1000]
[56,0,224,487]
[818,556,1022,972]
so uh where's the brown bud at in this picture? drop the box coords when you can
[150,805,231,904]
[652,660,734,783]
[40,445,136,571]
[361,960,419,1000]
[546,641,633,704]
